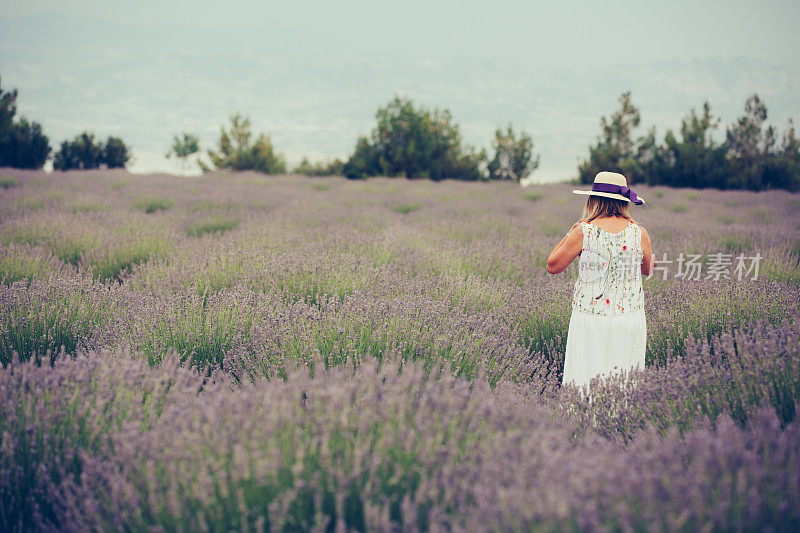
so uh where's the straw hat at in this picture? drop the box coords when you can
[572,171,646,205]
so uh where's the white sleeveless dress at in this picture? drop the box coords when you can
[562,219,647,388]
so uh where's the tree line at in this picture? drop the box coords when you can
[578,92,800,191]
[3,71,798,190]
[168,97,538,183]
[0,76,132,171]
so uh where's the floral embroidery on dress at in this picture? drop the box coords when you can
[571,220,644,316]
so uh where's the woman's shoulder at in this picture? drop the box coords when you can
[628,218,646,231]
[632,222,652,245]
[567,220,586,232]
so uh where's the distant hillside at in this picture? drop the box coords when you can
[1,13,798,182]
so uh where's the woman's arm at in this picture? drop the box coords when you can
[641,226,656,276]
[551,222,578,253]
[546,223,583,274]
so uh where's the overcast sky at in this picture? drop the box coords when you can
[3,0,799,70]
[2,1,798,179]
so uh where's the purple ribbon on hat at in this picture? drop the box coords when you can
[592,182,645,205]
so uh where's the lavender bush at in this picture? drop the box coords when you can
[1,168,799,530]
[1,352,798,531]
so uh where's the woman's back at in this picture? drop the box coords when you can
[552,172,651,388]
[572,217,644,316]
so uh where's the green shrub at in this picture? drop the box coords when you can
[53,132,131,170]
[16,197,46,210]
[488,124,539,182]
[523,191,542,202]
[201,114,286,174]
[714,233,754,253]
[390,202,422,215]
[69,200,105,213]
[133,196,174,214]
[186,215,240,237]
[343,96,486,181]
[294,157,344,177]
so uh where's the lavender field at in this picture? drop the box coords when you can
[1,168,799,531]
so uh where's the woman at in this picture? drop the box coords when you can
[546,171,655,388]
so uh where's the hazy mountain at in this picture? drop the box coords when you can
[1,13,798,182]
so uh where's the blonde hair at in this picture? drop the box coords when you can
[580,195,635,223]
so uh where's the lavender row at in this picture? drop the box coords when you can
[2,265,796,381]
[2,267,798,446]
[1,170,798,286]
[1,349,797,531]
